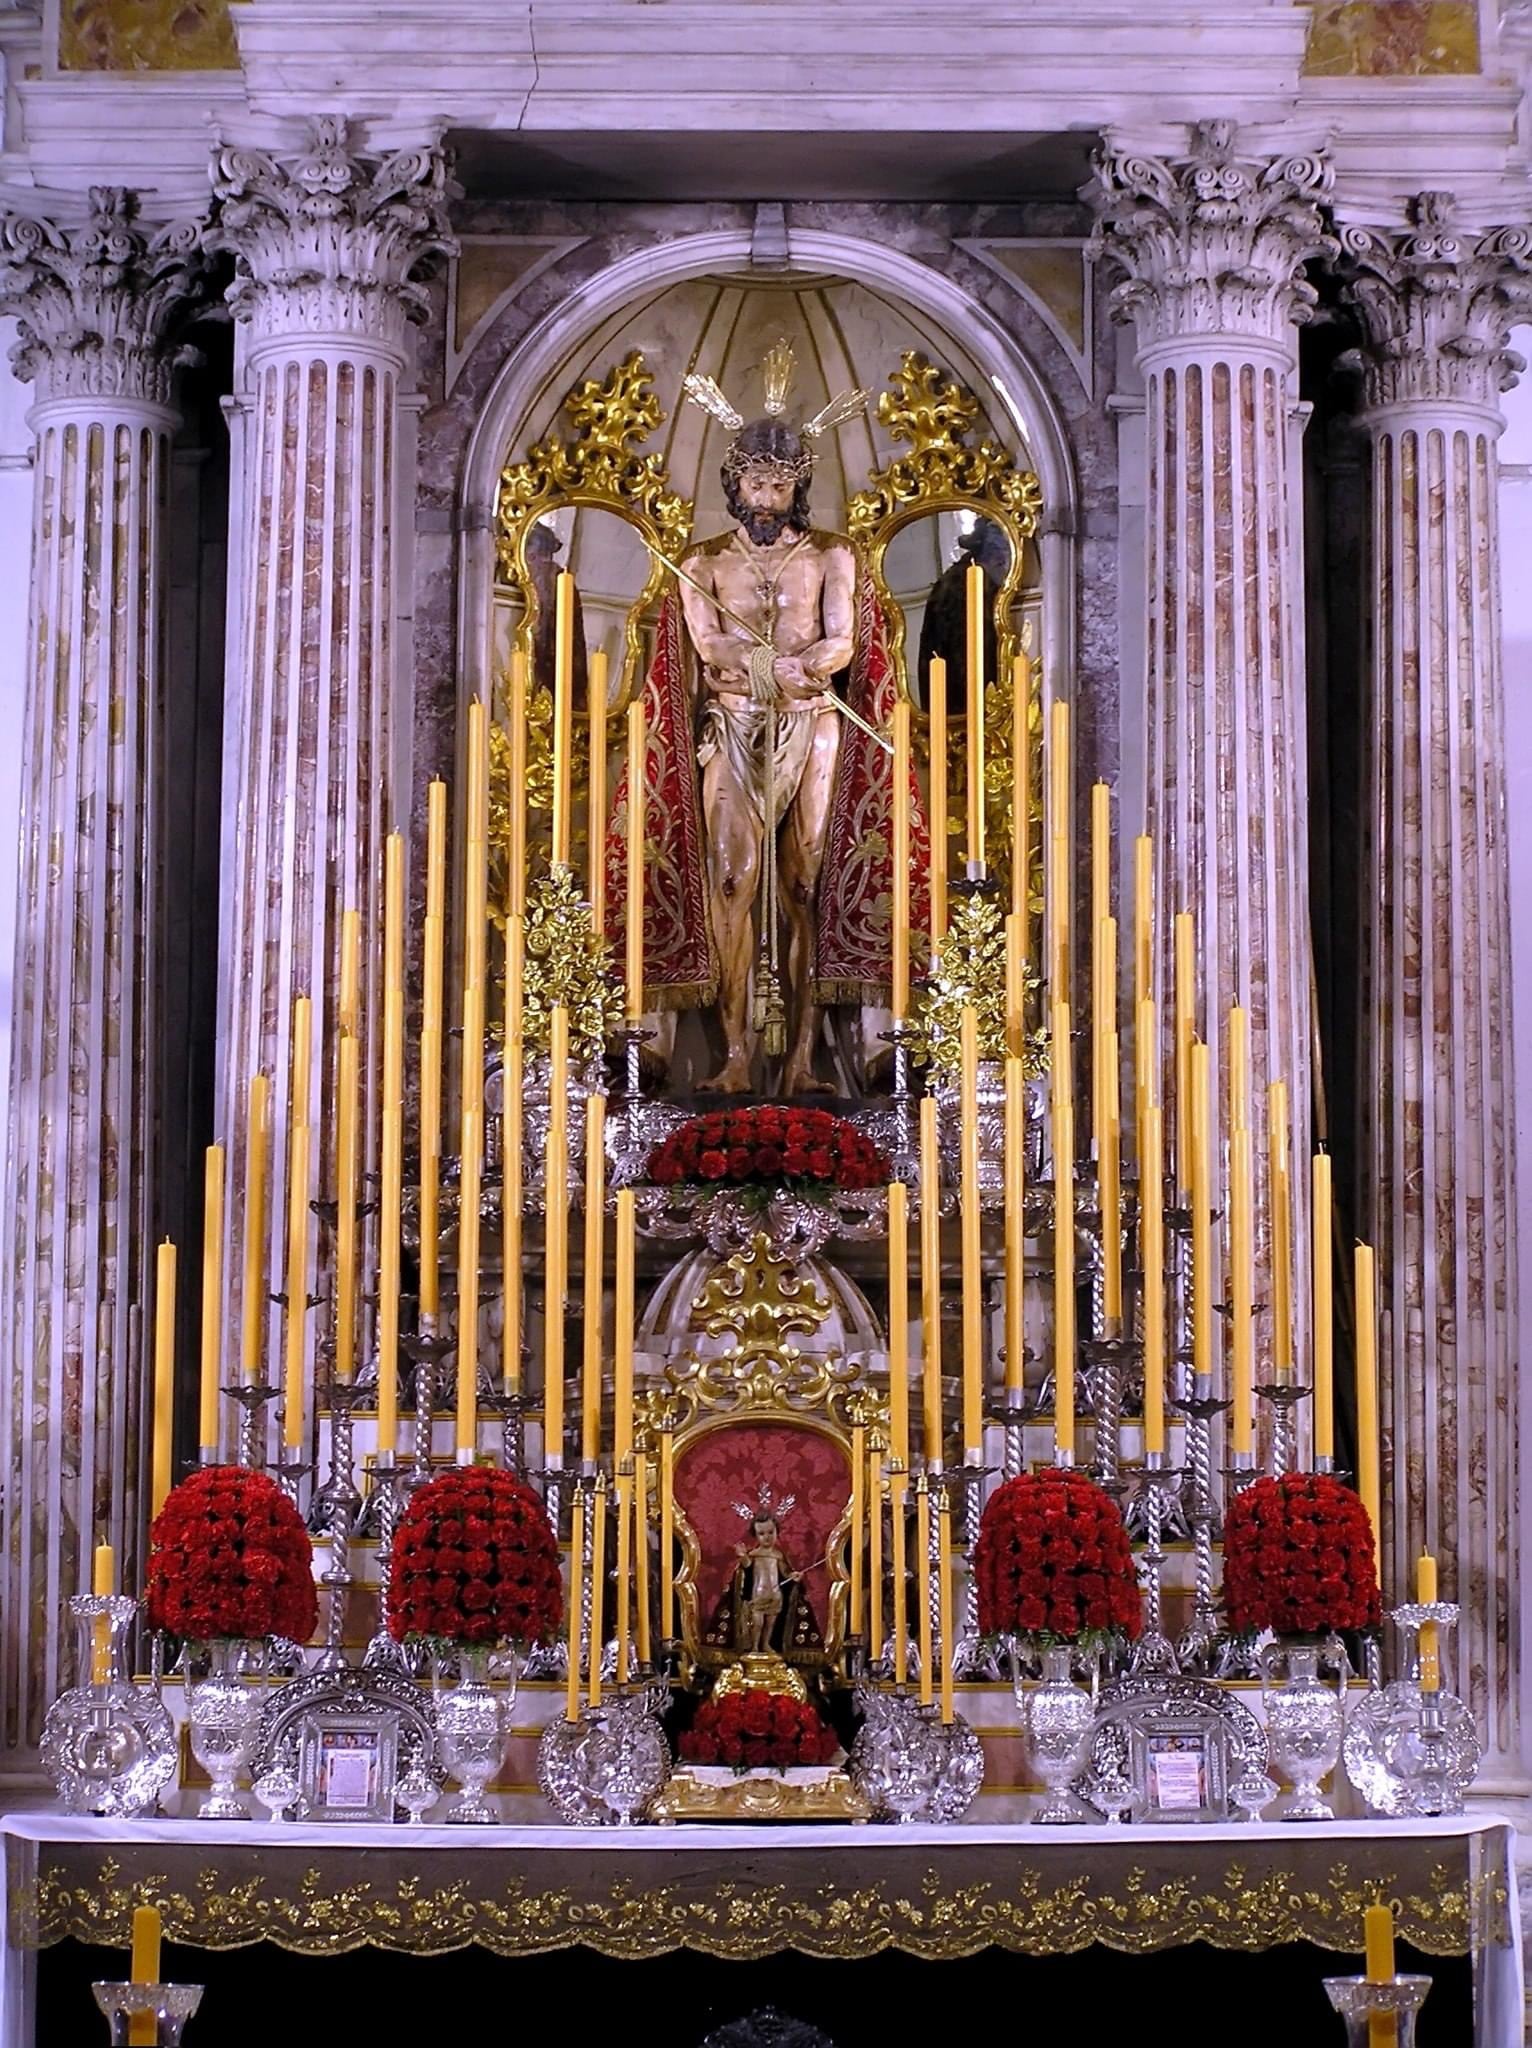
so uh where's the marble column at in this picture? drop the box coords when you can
[1339,196,1532,1775]
[209,119,452,1441]
[0,190,206,1753]
[1087,120,1333,1392]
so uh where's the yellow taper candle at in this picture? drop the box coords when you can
[635,1450,652,1669]
[1012,646,1031,931]
[1004,1055,1026,1396]
[339,906,360,1038]
[502,913,525,1390]
[1363,1901,1399,2048]
[336,1030,359,1379]
[580,1093,606,1465]
[959,1007,983,1457]
[1174,913,1195,1195]
[1005,909,1025,1058]
[419,779,448,1320]
[377,835,405,1456]
[660,1420,675,1645]
[920,1097,944,1470]
[892,695,911,1019]
[152,1239,176,1517]
[888,1182,910,1472]
[890,1468,909,1688]
[588,649,608,934]
[1190,1042,1213,1387]
[241,1074,269,1386]
[127,1904,161,2045]
[965,560,985,871]
[625,697,645,1019]
[508,649,529,921]
[1048,700,1070,995]
[615,1462,632,1685]
[868,1439,883,1670]
[1355,1241,1381,1570]
[849,1419,866,1641]
[1100,1029,1122,1323]
[543,1006,570,1468]
[1313,1152,1334,1461]
[1417,1553,1440,1691]
[938,1484,955,1724]
[1090,782,1110,952]
[588,1471,607,1708]
[552,571,575,868]
[91,1542,113,1685]
[1268,1080,1293,1380]
[282,992,312,1452]
[199,1146,224,1455]
[614,1187,636,1465]
[928,657,948,950]
[455,1105,482,1459]
[1052,999,1075,1459]
[1134,835,1152,1009]
[1230,1120,1254,1455]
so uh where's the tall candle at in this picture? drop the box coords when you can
[283,1123,309,1451]
[588,649,609,934]
[543,1006,570,1468]
[152,1240,176,1517]
[890,1469,909,1689]
[887,1182,910,1472]
[464,701,489,1011]
[127,1904,160,2044]
[916,1477,934,1708]
[938,1485,956,1724]
[565,1486,585,1723]
[378,832,405,1455]
[614,1187,636,1464]
[1100,1029,1122,1323]
[1048,699,1070,995]
[1268,1080,1293,1380]
[615,1463,632,1686]
[1363,1902,1398,2048]
[1355,1241,1381,1570]
[1228,1004,1249,1133]
[1092,914,1117,1164]
[1141,1101,1166,1453]
[502,914,525,1391]
[1230,1122,1254,1455]
[1090,781,1110,951]
[625,697,645,1019]
[580,1094,606,1465]
[959,1007,983,1458]
[1133,835,1152,1009]
[1052,999,1075,1459]
[849,1419,866,1641]
[659,1420,675,1644]
[892,696,911,1019]
[199,1144,224,1454]
[1313,1152,1334,1461]
[1005,910,1025,1057]
[336,1030,359,1380]
[928,656,948,950]
[419,778,448,1320]
[508,648,529,921]
[868,1440,883,1671]
[920,1097,944,1470]
[1174,912,1195,1194]
[635,1450,652,1669]
[1012,646,1031,930]
[455,1105,482,1460]
[588,1471,607,1708]
[552,571,575,868]
[1004,1055,1026,1395]
[1190,1042,1213,1387]
[91,1542,113,1685]
[240,1074,268,1386]
[338,906,360,1038]
[965,560,985,871]
[1417,1553,1440,1692]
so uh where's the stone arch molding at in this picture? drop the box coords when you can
[454,227,1081,713]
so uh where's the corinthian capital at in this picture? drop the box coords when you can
[0,187,209,410]
[1337,193,1532,412]
[1087,119,1336,348]
[210,117,457,352]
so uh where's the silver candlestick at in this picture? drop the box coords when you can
[1255,1378,1311,1478]
[225,1384,280,1470]
[1171,1381,1230,1673]
[1127,1454,1182,1673]
[401,1328,456,1490]
[946,1461,1001,1680]
[361,1453,412,1674]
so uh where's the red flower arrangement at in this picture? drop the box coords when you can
[974,1469,1142,1645]
[144,1466,319,1645]
[679,1688,840,1771]
[647,1105,888,1194]
[390,1465,563,1649]
[1222,1473,1381,1638]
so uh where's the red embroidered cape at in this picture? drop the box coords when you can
[604,555,929,1010]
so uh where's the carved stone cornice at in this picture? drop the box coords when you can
[0,186,208,410]
[209,116,458,353]
[1087,118,1337,351]
[1337,192,1532,412]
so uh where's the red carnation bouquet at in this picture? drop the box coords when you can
[1222,1473,1381,1638]
[678,1687,840,1772]
[145,1466,319,1645]
[390,1465,563,1649]
[974,1469,1142,1648]
[647,1105,888,1195]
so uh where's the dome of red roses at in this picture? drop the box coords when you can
[389,1465,563,1649]
[1221,1473,1381,1637]
[974,1468,1142,1643]
[145,1466,319,1645]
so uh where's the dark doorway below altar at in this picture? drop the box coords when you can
[38,1931,1473,2046]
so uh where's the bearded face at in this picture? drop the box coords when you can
[727,462,804,545]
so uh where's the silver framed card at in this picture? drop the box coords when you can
[252,1666,443,1823]
[1077,1674,1267,1824]
[300,1711,399,1822]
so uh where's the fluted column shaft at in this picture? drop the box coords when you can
[211,120,452,1444]
[0,192,205,1752]
[1341,198,1532,1773]
[1090,122,1333,1394]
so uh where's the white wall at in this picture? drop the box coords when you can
[0,320,32,1119]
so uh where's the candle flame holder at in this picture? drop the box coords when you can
[92,1981,203,2044]
[1322,1975,1431,2046]
[360,1454,414,1675]
[225,1383,280,1471]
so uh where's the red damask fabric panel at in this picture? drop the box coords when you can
[675,1423,850,1628]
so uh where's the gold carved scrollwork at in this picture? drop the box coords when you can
[910,886,1049,1081]
[848,353,1044,937]
[516,861,622,1064]
[21,1839,1510,1962]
